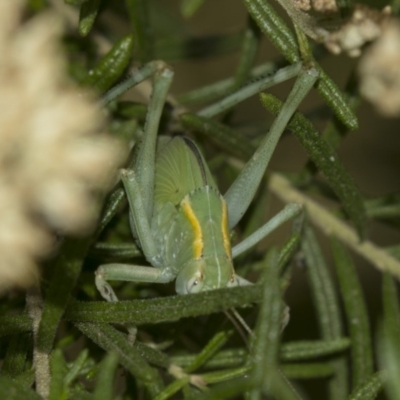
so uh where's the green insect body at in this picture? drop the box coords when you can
[151,136,236,294]
[95,65,318,306]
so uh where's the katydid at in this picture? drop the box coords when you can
[95,64,318,303]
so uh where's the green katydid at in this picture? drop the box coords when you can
[95,63,318,304]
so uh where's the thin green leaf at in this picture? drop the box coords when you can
[281,362,334,378]
[382,272,400,338]
[260,93,367,238]
[75,322,163,397]
[65,0,85,5]
[0,376,42,400]
[380,272,400,400]
[177,60,277,105]
[250,248,289,398]
[171,348,247,369]
[201,366,250,384]
[90,242,142,260]
[198,63,302,118]
[280,338,350,361]
[278,233,301,272]
[265,370,304,400]
[49,349,68,400]
[243,0,299,62]
[232,17,261,90]
[1,334,31,378]
[0,313,31,337]
[181,0,205,18]
[243,0,358,129]
[192,376,256,400]
[154,377,190,400]
[348,372,383,400]
[379,329,400,400]
[11,370,35,388]
[365,195,400,219]
[95,188,125,236]
[79,0,102,37]
[302,225,348,399]
[319,71,360,149]
[134,341,171,369]
[331,238,373,388]
[175,338,350,370]
[100,60,163,106]
[65,285,262,324]
[83,35,134,92]
[386,245,400,260]
[185,330,233,373]
[37,238,91,354]
[65,350,89,385]
[154,33,243,61]
[69,388,94,400]
[180,113,254,160]
[93,352,119,400]
[125,0,153,61]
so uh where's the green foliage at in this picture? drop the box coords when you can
[2,0,400,399]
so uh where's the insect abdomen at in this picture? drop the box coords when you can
[165,186,232,274]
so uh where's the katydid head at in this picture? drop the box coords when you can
[175,256,238,294]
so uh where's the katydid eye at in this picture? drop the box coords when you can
[187,276,203,293]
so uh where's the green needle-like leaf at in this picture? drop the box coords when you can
[331,238,373,388]
[250,248,300,399]
[0,313,31,337]
[282,362,334,379]
[49,349,68,400]
[79,0,102,37]
[83,35,134,92]
[75,322,163,397]
[66,285,262,324]
[348,372,383,400]
[0,376,42,400]
[380,272,400,400]
[1,334,31,378]
[37,238,91,354]
[244,0,358,129]
[185,330,233,373]
[181,0,205,18]
[125,0,153,61]
[281,338,350,361]
[93,352,119,400]
[302,225,348,399]
[260,93,367,239]
[180,113,254,160]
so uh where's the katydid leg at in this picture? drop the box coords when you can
[100,61,171,106]
[135,65,174,220]
[197,63,302,118]
[120,169,162,267]
[224,67,319,229]
[95,262,174,344]
[95,263,175,302]
[232,203,302,258]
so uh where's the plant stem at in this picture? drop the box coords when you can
[269,173,400,280]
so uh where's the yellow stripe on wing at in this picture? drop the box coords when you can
[221,197,232,259]
[181,196,204,259]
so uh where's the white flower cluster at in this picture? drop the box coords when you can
[359,19,400,117]
[0,1,126,293]
[324,5,391,57]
